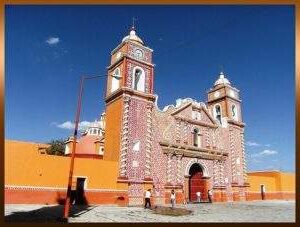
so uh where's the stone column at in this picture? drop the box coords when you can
[166,153,172,184]
[119,96,130,178]
[205,128,210,148]
[212,160,219,187]
[176,155,183,185]
[241,130,247,184]
[144,103,153,179]
[229,126,237,183]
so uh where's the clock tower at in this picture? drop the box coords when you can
[103,26,156,205]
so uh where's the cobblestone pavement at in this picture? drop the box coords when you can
[5,200,295,223]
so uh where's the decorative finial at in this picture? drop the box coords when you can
[131,17,137,31]
[219,65,225,78]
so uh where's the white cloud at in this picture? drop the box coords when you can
[249,158,262,163]
[246,141,261,147]
[57,121,74,130]
[53,121,92,131]
[246,141,271,147]
[46,37,60,45]
[252,149,278,158]
[260,149,278,155]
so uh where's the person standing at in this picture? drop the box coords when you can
[208,189,213,203]
[196,191,201,203]
[170,189,176,209]
[144,189,152,209]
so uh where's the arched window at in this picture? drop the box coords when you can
[214,104,222,125]
[132,67,145,92]
[111,68,121,92]
[232,104,238,121]
[193,128,201,147]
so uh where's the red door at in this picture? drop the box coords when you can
[189,164,207,202]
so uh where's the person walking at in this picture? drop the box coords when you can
[144,189,152,209]
[170,189,176,209]
[208,189,213,203]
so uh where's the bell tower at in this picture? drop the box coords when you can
[207,71,242,126]
[103,25,155,204]
[207,71,248,199]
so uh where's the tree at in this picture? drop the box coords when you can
[46,139,66,156]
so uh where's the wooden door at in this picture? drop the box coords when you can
[189,171,205,202]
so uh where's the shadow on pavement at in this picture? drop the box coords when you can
[5,205,95,223]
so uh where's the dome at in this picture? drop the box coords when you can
[122,27,144,45]
[214,72,231,86]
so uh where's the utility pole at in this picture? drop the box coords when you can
[62,74,107,221]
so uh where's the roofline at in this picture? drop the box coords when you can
[5,139,49,146]
[247,170,295,174]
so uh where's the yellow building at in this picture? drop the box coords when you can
[247,171,295,200]
[5,140,128,205]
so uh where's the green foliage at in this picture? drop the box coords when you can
[46,139,66,156]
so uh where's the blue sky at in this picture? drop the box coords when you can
[5,5,295,172]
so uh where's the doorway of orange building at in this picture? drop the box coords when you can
[260,184,266,200]
[76,177,87,205]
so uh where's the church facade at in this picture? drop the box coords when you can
[102,26,249,205]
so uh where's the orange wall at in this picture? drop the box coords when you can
[247,171,295,192]
[278,172,295,191]
[5,140,127,190]
[5,140,295,200]
[103,97,123,162]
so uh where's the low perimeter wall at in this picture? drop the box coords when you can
[5,186,128,206]
[5,187,295,205]
[246,192,295,201]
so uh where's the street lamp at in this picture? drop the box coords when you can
[63,74,107,220]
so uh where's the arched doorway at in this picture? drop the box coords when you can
[189,163,206,202]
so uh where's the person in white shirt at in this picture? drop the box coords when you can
[196,191,201,203]
[170,189,176,209]
[144,189,151,209]
[208,189,213,203]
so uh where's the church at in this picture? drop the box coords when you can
[5,25,295,206]
[65,25,249,205]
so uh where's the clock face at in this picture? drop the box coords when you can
[214,91,220,98]
[229,90,235,98]
[134,49,144,59]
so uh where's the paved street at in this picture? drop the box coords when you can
[5,200,295,223]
